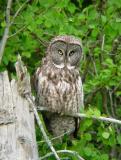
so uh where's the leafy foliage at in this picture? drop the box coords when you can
[1,0,121,159]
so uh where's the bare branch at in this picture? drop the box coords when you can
[101,34,105,51]
[10,0,29,26]
[38,129,74,144]
[38,107,121,125]
[0,0,12,63]
[85,87,101,105]
[82,55,91,83]
[89,54,98,76]
[108,90,120,134]
[30,32,48,47]
[109,91,115,118]
[41,150,85,160]
[8,25,26,38]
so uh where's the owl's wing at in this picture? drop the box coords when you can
[34,57,47,93]
[74,76,84,138]
[78,76,84,109]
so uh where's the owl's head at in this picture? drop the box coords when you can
[47,35,82,69]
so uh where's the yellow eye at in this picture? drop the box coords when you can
[58,50,63,55]
[69,51,75,56]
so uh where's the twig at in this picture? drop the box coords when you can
[108,90,120,134]
[38,107,121,125]
[0,0,12,63]
[101,34,105,51]
[82,55,91,83]
[112,81,121,93]
[85,87,102,105]
[89,53,98,75]
[30,32,48,47]
[109,91,115,118]
[41,150,85,160]
[38,129,74,144]
[10,0,29,25]
[8,25,26,38]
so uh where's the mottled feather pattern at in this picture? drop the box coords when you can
[35,35,84,137]
[36,62,83,114]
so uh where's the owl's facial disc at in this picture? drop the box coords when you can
[51,41,67,68]
[50,40,82,69]
[67,44,82,69]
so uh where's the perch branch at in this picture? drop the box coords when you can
[0,0,12,63]
[38,107,121,125]
[15,55,60,160]
[41,150,85,160]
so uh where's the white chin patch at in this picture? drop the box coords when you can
[53,63,64,69]
[67,64,75,69]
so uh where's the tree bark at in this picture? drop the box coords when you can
[0,71,38,160]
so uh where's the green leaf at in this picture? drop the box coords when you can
[80,119,93,131]
[1,21,6,27]
[101,15,107,24]
[102,132,110,139]
[116,18,121,23]
[86,108,101,117]
[101,154,109,160]
[85,133,92,141]
[22,52,31,58]
[84,147,92,156]
[68,3,76,13]
[116,91,121,96]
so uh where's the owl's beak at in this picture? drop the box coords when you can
[64,58,67,66]
[64,49,68,66]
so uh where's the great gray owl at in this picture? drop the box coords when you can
[35,35,84,137]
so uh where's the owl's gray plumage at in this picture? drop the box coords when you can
[35,35,84,137]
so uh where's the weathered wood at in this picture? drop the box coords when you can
[0,71,38,160]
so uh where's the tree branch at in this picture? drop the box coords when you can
[38,129,74,144]
[38,107,121,125]
[41,150,85,160]
[0,0,29,63]
[8,25,26,38]
[10,0,29,25]
[0,0,12,63]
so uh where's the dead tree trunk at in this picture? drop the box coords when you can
[0,71,38,160]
